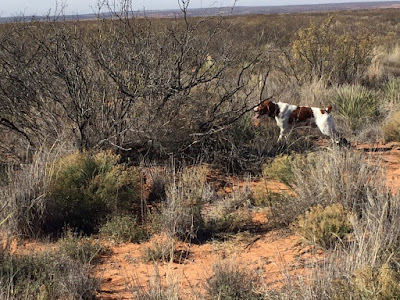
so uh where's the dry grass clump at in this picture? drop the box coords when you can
[58,229,109,264]
[206,259,262,300]
[265,148,400,299]
[158,165,211,242]
[134,266,180,300]
[293,203,354,249]
[292,147,384,216]
[384,111,400,142]
[0,145,67,239]
[207,186,254,236]
[0,251,98,300]
[142,238,175,263]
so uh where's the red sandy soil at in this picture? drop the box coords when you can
[94,231,322,299]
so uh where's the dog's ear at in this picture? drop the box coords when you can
[326,105,332,113]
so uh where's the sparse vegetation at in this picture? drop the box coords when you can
[1,1,400,298]
[58,229,108,264]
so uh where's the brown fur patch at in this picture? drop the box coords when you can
[256,100,280,118]
[289,106,314,124]
[321,105,332,114]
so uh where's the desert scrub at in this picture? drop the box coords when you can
[333,85,379,132]
[206,259,262,300]
[0,251,98,300]
[46,150,140,235]
[262,153,308,187]
[292,148,384,216]
[293,203,353,249]
[99,215,148,243]
[384,111,400,142]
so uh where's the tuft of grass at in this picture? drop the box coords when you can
[160,166,210,242]
[206,259,262,300]
[99,215,148,243]
[134,265,180,300]
[333,85,379,132]
[142,237,175,263]
[206,186,253,236]
[58,229,108,264]
[293,203,353,249]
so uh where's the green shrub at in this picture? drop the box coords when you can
[206,259,261,300]
[333,85,379,132]
[384,111,400,142]
[99,215,148,243]
[0,252,98,300]
[293,203,353,249]
[262,154,307,187]
[46,150,140,235]
[331,264,400,300]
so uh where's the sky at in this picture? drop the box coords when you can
[0,0,395,17]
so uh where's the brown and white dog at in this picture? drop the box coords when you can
[254,99,348,145]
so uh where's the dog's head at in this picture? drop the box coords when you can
[253,100,279,120]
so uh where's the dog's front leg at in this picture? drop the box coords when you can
[277,126,287,142]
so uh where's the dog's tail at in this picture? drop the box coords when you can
[326,105,332,113]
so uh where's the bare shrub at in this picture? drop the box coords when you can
[280,16,375,85]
